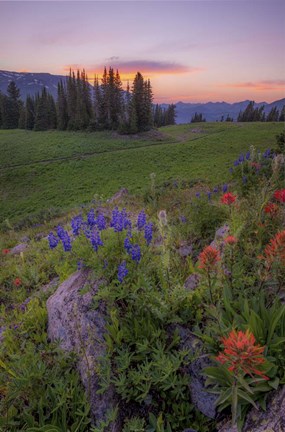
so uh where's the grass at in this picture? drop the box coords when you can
[0,122,283,226]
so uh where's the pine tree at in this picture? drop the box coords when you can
[57,81,69,130]
[191,112,206,123]
[25,95,35,130]
[66,70,77,130]
[34,88,49,131]
[1,81,21,128]
[279,105,285,122]
[266,107,279,122]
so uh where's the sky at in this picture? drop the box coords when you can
[0,0,284,103]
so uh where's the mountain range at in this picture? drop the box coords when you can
[1,70,284,123]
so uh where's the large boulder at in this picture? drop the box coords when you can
[47,270,119,430]
[218,386,285,432]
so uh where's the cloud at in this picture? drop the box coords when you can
[63,59,203,77]
[224,80,285,91]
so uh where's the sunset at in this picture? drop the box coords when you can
[1,0,284,102]
[0,2,284,431]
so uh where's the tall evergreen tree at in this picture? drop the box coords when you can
[25,95,36,130]
[57,81,69,130]
[266,107,279,122]
[279,105,285,122]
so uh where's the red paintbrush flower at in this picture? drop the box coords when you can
[261,230,285,270]
[13,278,22,287]
[198,245,220,271]
[224,236,238,245]
[274,189,285,203]
[216,329,268,380]
[250,162,262,170]
[2,249,10,255]
[264,202,279,215]
[221,192,237,205]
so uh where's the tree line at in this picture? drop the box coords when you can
[0,68,177,133]
[237,101,285,122]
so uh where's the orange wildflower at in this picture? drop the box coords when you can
[198,245,220,271]
[264,202,279,216]
[224,236,238,245]
[262,230,285,270]
[274,189,285,203]
[13,278,22,287]
[221,192,237,205]
[216,329,268,380]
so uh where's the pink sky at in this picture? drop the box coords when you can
[0,0,284,103]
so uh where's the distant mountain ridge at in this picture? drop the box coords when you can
[0,70,284,122]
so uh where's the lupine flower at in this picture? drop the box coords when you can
[246,151,251,160]
[137,210,147,231]
[96,213,106,231]
[111,207,131,232]
[2,249,10,255]
[124,236,132,254]
[234,160,240,167]
[131,244,141,263]
[261,230,285,270]
[56,225,65,240]
[221,192,237,205]
[82,222,91,239]
[229,167,233,174]
[198,246,220,271]
[71,215,83,236]
[222,184,228,193]
[207,192,212,201]
[264,202,279,216]
[144,222,153,245]
[180,215,187,223]
[239,154,245,163]
[118,261,128,283]
[56,226,72,252]
[263,148,271,158]
[216,329,268,380]
[224,236,238,245]
[274,189,285,203]
[87,209,96,227]
[48,232,59,249]
[242,176,247,184]
[90,228,103,252]
[195,192,201,198]
[77,260,84,270]
[13,277,22,287]
[213,187,219,194]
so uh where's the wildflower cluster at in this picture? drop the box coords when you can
[216,329,268,380]
[198,245,220,272]
[111,207,132,233]
[261,230,285,271]
[220,192,237,205]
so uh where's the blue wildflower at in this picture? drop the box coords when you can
[56,226,72,252]
[82,222,91,239]
[180,215,187,223]
[118,261,128,283]
[213,187,219,193]
[222,184,228,193]
[234,160,240,167]
[137,210,147,231]
[77,260,84,270]
[239,154,245,163]
[242,176,247,184]
[131,244,141,263]
[229,167,233,174]
[90,228,103,252]
[207,192,212,201]
[96,213,106,231]
[111,207,131,232]
[87,209,96,227]
[48,232,59,249]
[144,223,153,245]
[195,192,201,198]
[71,215,83,236]
[124,236,132,254]
[246,151,251,160]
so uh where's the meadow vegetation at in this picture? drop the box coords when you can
[0,127,284,431]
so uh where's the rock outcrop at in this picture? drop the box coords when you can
[47,270,119,430]
[218,385,285,432]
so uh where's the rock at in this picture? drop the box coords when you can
[177,242,193,257]
[168,324,218,419]
[189,355,218,419]
[184,273,201,291]
[47,270,120,430]
[10,243,28,255]
[40,277,59,294]
[108,188,129,204]
[218,386,285,432]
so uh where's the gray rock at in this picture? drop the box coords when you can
[168,324,218,419]
[177,243,193,257]
[184,273,201,291]
[47,270,119,430]
[10,243,28,255]
[218,385,285,432]
[108,188,129,204]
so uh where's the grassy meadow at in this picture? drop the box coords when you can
[0,122,283,226]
